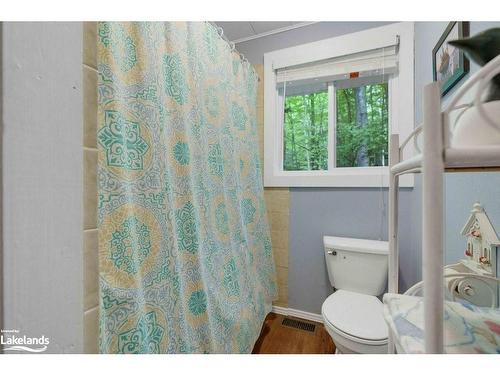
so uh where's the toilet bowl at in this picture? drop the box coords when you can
[321,236,389,354]
[322,290,388,354]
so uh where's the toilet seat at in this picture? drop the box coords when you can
[321,290,388,345]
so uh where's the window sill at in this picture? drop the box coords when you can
[263,167,414,188]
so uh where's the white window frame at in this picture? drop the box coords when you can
[263,22,415,188]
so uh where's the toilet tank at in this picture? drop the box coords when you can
[323,236,388,296]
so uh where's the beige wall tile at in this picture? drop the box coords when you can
[269,212,288,231]
[254,64,264,112]
[83,22,97,69]
[84,229,98,311]
[267,195,288,208]
[83,149,97,230]
[274,282,288,308]
[254,65,263,100]
[83,66,97,149]
[264,187,290,199]
[84,306,99,354]
[254,64,263,77]
[256,104,264,127]
[273,246,288,268]
[257,108,264,130]
[257,93,263,109]
[257,127,264,143]
[83,22,99,351]
[276,266,288,286]
[270,230,288,249]
[266,204,287,216]
[256,105,264,164]
[266,198,288,210]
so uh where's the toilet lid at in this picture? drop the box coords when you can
[322,290,388,342]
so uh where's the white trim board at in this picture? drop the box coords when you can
[272,305,324,324]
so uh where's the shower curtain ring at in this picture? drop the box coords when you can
[229,42,235,52]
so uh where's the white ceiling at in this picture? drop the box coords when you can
[215,22,305,43]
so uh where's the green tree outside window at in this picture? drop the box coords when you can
[283,82,388,171]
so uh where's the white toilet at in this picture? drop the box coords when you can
[321,236,389,354]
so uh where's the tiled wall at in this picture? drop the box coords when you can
[82,21,98,354]
[254,65,290,307]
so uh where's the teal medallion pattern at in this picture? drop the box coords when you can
[241,198,256,225]
[236,321,252,353]
[163,54,189,105]
[223,259,240,296]
[231,102,247,130]
[98,22,277,354]
[110,216,151,274]
[173,141,190,165]
[188,289,208,316]
[118,311,165,353]
[215,203,229,235]
[175,202,199,254]
[203,25,218,62]
[98,110,149,170]
[205,87,219,117]
[98,23,137,72]
[208,143,224,177]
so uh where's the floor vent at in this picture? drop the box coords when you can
[281,317,316,333]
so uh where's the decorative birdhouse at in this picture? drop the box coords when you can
[460,203,500,276]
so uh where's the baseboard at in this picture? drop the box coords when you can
[272,305,323,323]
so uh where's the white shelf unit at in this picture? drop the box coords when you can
[388,54,500,353]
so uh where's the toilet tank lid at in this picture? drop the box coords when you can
[323,236,388,255]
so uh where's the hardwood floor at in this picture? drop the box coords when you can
[252,312,336,354]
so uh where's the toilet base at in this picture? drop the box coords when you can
[334,343,354,354]
[324,320,388,354]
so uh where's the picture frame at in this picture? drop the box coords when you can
[432,21,470,96]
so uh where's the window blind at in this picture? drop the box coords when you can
[276,44,398,86]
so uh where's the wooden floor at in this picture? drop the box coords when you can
[252,312,336,354]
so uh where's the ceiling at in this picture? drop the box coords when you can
[215,22,306,43]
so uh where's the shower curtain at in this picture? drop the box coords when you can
[97,22,277,353]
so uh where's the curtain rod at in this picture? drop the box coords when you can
[208,22,260,81]
[208,22,249,63]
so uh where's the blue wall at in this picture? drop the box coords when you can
[238,21,500,315]
[288,188,416,313]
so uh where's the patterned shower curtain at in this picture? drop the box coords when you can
[97,22,277,353]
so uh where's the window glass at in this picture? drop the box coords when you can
[336,82,389,168]
[283,84,328,171]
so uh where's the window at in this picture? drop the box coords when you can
[263,23,415,187]
[282,81,389,172]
